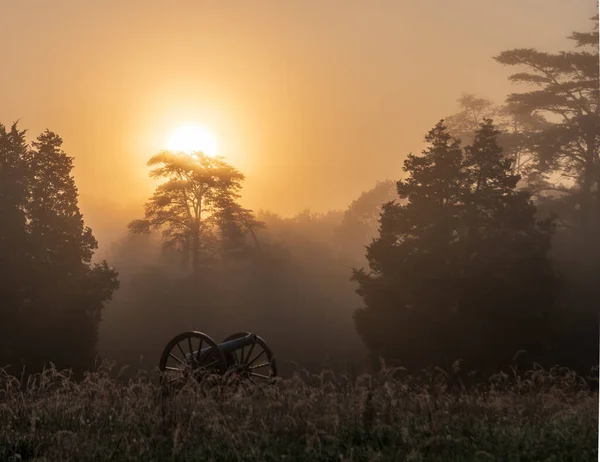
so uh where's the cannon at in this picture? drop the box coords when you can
[158,331,276,384]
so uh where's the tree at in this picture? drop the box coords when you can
[129,151,263,275]
[335,180,398,262]
[0,125,119,372]
[22,130,119,370]
[494,15,599,241]
[445,94,500,145]
[211,185,265,259]
[27,131,99,285]
[0,123,31,365]
[352,120,559,373]
[445,93,550,179]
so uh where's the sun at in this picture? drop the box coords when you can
[166,124,219,157]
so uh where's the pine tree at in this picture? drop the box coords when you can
[494,15,599,240]
[24,130,119,370]
[0,123,31,365]
[353,120,559,373]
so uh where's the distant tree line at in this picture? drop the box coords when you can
[100,152,366,373]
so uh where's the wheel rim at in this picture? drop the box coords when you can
[222,332,277,381]
[159,331,227,386]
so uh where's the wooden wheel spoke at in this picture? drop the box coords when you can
[249,361,270,370]
[169,352,185,365]
[250,372,270,379]
[176,342,186,359]
[187,337,194,357]
[247,349,265,367]
[243,342,256,364]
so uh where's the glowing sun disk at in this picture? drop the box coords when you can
[166,124,218,157]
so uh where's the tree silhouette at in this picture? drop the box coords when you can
[0,125,119,372]
[129,151,263,275]
[335,180,398,263]
[352,120,559,373]
[23,130,119,371]
[494,15,599,240]
[211,186,265,259]
[0,123,31,366]
[27,131,99,276]
[445,93,551,179]
[445,94,500,145]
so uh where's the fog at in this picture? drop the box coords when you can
[0,1,598,379]
[96,181,397,374]
[1,1,594,223]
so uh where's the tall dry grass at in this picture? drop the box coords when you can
[0,362,597,461]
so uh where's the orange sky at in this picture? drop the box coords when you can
[0,1,596,247]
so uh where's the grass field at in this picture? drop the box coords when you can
[0,363,597,461]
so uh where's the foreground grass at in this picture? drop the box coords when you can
[0,364,597,461]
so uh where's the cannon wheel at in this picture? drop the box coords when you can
[159,331,227,386]
[222,332,277,381]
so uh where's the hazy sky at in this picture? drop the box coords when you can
[0,1,596,245]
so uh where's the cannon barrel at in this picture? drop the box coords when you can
[185,333,257,362]
[217,333,257,354]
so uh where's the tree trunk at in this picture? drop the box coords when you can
[191,220,200,277]
[581,124,597,243]
[587,126,599,258]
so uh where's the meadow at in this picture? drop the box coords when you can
[0,363,597,461]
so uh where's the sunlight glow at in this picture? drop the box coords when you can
[166,124,219,157]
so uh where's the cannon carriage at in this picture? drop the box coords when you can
[159,330,276,384]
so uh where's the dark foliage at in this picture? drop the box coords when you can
[0,124,119,374]
[493,16,600,373]
[353,120,561,374]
